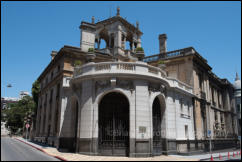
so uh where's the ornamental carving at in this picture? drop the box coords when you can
[148,82,166,94]
[95,80,111,91]
[71,83,82,98]
[116,79,134,92]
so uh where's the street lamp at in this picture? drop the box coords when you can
[7,84,12,88]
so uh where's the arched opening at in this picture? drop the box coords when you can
[99,28,109,49]
[98,92,129,156]
[152,96,165,155]
[99,39,107,49]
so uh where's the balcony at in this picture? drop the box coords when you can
[73,62,193,94]
[74,62,167,79]
[143,47,196,62]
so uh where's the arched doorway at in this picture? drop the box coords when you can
[98,92,129,156]
[152,96,165,155]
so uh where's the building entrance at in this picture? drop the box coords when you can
[152,96,164,155]
[98,92,129,156]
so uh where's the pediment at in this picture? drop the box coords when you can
[96,16,143,35]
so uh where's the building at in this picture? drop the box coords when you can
[144,38,238,150]
[1,121,10,136]
[145,37,238,150]
[234,73,241,136]
[19,91,30,99]
[1,97,19,110]
[33,7,238,156]
[1,91,30,110]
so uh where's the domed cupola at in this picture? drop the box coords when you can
[234,72,241,98]
[234,72,241,90]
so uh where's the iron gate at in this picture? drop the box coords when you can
[152,97,162,155]
[98,92,129,156]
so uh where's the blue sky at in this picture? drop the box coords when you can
[1,1,241,98]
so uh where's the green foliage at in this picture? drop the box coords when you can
[74,60,83,67]
[4,95,35,134]
[158,60,165,64]
[32,80,40,107]
[88,48,94,52]
[136,47,144,52]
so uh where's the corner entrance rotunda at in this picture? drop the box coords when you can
[98,92,130,156]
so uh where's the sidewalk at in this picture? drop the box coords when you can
[14,137,240,161]
[170,149,241,161]
[14,137,67,161]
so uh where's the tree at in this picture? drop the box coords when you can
[31,80,40,134]
[32,80,40,107]
[4,95,35,134]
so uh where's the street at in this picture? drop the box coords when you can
[1,137,60,161]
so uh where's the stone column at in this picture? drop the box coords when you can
[132,41,134,52]
[78,80,95,154]
[98,38,100,49]
[115,25,122,49]
[137,35,141,48]
[133,80,151,156]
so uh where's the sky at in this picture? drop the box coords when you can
[1,1,241,98]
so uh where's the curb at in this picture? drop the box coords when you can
[200,154,241,161]
[14,138,67,161]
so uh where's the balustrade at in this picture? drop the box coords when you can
[73,62,193,94]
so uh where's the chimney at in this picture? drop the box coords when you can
[91,16,95,24]
[51,51,58,60]
[159,34,167,53]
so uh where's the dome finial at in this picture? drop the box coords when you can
[136,21,139,29]
[117,6,120,16]
[91,16,95,24]
[235,72,240,81]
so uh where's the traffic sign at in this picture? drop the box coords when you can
[208,130,211,137]
[25,123,30,129]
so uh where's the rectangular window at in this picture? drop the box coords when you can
[187,101,190,116]
[180,98,183,113]
[50,89,53,103]
[237,104,240,113]
[56,83,60,98]
[198,73,203,90]
[185,125,188,139]
[51,71,53,80]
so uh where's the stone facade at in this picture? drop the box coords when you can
[234,73,241,136]
[33,7,239,157]
[144,41,239,151]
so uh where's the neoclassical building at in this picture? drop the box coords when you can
[34,8,238,156]
[234,73,241,136]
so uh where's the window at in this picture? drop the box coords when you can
[51,71,53,80]
[185,125,188,139]
[237,104,240,112]
[57,65,60,72]
[198,73,203,90]
[180,98,183,113]
[187,101,190,116]
[56,83,60,98]
[50,89,53,103]
[214,111,218,122]
[45,93,47,106]
[211,87,215,104]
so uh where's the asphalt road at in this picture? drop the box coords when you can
[1,137,60,161]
